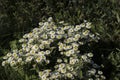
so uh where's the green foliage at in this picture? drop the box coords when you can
[0,59,23,80]
[9,40,18,50]
[0,0,120,45]
[107,48,120,80]
[0,0,120,80]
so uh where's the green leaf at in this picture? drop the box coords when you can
[25,74,29,80]
[79,70,83,79]
[116,13,120,23]
[9,40,17,50]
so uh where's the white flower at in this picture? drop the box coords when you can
[101,75,106,79]
[39,44,45,49]
[65,45,72,50]
[49,39,53,43]
[57,30,64,35]
[56,35,62,39]
[39,71,43,77]
[60,69,66,73]
[67,65,71,70]
[50,31,55,35]
[41,34,48,39]
[95,78,100,80]
[52,25,57,30]
[72,43,79,48]
[63,25,70,30]
[73,46,78,51]
[42,41,49,45]
[23,34,28,38]
[50,34,55,39]
[10,60,16,66]
[25,47,30,52]
[88,78,93,80]
[87,53,93,57]
[3,56,8,59]
[27,32,33,38]
[13,53,18,58]
[60,52,64,55]
[36,57,42,63]
[95,74,99,78]
[86,22,91,29]
[27,44,32,48]
[7,57,13,63]
[75,34,80,39]
[41,55,46,60]
[44,22,49,27]
[33,34,39,39]
[73,37,79,41]
[12,50,17,54]
[26,56,33,62]
[57,59,62,63]
[59,63,65,68]
[18,58,22,63]
[89,34,95,38]
[19,39,25,43]
[2,61,6,66]
[69,59,76,65]
[83,30,90,36]
[33,28,39,32]
[79,42,84,45]
[80,23,85,28]
[39,22,43,26]
[98,70,103,75]
[32,44,39,51]
[30,50,36,54]
[75,25,81,31]
[45,50,51,55]
[6,53,12,57]
[59,21,64,24]
[50,74,58,79]
[69,49,75,54]
[88,69,96,75]
[65,51,71,57]
[66,38,73,43]
[48,17,53,22]
[58,45,64,51]
[46,60,50,64]
[66,73,73,78]
[41,75,47,80]
[40,51,45,55]
[68,28,74,33]
[22,43,27,48]
[67,32,73,37]
[81,55,87,61]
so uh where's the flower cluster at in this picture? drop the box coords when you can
[2,17,105,80]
